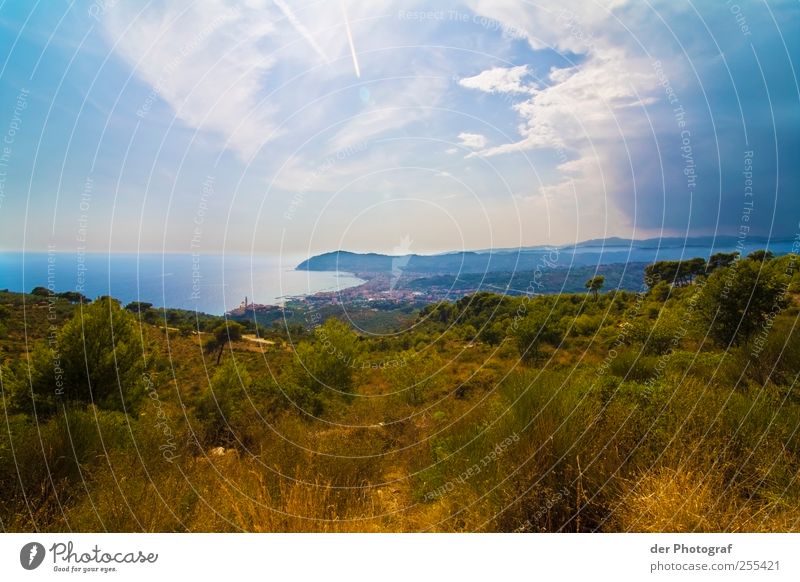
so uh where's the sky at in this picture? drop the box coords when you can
[0,0,798,256]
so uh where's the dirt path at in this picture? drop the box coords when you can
[242,334,275,345]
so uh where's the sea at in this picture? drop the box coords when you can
[0,252,365,315]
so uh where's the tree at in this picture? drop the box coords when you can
[126,301,158,325]
[513,306,562,363]
[31,286,49,296]
[645,261,677,288]
[645,259,706,288]
[211,321,244,364]
[696,259,788,347]
[291,318,361,401]
[125,301,153,313]
[585,275,605,300]
[429,302,456,324]
[478,321,506,346]
[58,291,89,304]
[29,296,146,413]
[197,359,251,446]
[648,280,671,302]
[747,249,774,262]
[681,258,707,284]
[707,251,739,273]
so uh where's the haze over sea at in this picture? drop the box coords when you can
[0,252,364,315]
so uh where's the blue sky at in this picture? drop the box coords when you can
[0,0,798,255]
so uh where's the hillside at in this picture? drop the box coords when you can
[1,252,799,532]
[296,236,797,275]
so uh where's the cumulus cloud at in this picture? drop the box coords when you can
[461,0,800,239]
[457,9,658,240]
[458,65,534,94]
[459,0,678,236]
[458,132,488,149]
[465,49,655,157]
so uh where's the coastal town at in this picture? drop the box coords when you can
[225,272,441,322]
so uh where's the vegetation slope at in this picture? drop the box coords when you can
[1,251,799,532]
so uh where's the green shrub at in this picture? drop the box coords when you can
[608,350,658,382]
[513,306,563,363]
[383,350,443,405]
[291,318,361,401]
[697,259,788,347]
[197,359,253,446]
[29,297,147,414]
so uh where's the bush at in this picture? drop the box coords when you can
[608,350,658,382]
[571,313,603,336]
[291,318,361,402]
[29,297,147,414]
[697,259,788,347]
[0,406,132,529]
[513,306,563,363]
[664,350,725,382]
[197,359,252,446]
[745,317,800,387]
[627,312,679,355]
[383,350,444,405]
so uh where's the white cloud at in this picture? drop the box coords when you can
[101,0,426,161]
[459,65,534,94]
[458,132,488,149]
[459,2,660,162]
[468,49,655,158]
[101,1,282,160]
[459,0,667,239]
[461,0,662,161]
[465,0,632,54]
[326,75,449,152]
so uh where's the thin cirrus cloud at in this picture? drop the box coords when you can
[100,1,283,161]
[99,0,425,162]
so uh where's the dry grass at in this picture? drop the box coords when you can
[3,290,800,533]
[610,465,800,533]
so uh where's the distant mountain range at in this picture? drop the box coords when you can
[296,235,794,275]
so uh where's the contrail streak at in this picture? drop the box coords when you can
[273,0,329,63]
[339,0,361,77]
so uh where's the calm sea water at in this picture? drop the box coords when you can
[0,252,364,315]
